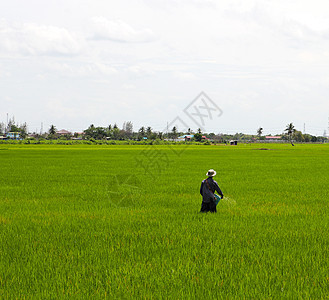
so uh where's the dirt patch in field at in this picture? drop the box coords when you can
[253,148,272,150]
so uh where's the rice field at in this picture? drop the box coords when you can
[0,143,329,298]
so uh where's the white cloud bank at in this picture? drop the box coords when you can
[89,17,156,43]
[1,0,329,135]
[0,20,82,56]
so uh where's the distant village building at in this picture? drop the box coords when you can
[72,132,85,140]
[56,129,72,136]
[178,134,194,141]
[230,140,238,145]
[177,135,209,141]
[7,132,21,140]
[265,136,282,140]
[264,136,284,143]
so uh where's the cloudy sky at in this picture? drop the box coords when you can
[1,0,329,135]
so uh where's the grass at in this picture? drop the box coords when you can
[0,143,329,298]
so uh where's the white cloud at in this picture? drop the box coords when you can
[173,71,197,81]
[0,20,82,56]
[122,84,136,90]
[45,61,117,77]
[125,64,155,77]
[225,3,329,47]
[143,0,216,11]
[89,17,156,43]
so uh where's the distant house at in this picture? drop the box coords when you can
[177,134,209,142]
[178,134,194,141]
[56,129,72,136]
[72,132,85,140]
[0,135,6,140]
[230,140,238,145]
[265,136,282,140]
[7,132,21,140]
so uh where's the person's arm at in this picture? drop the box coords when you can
[213,181,224,198]
[200,181,204,196]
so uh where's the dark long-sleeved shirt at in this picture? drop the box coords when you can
[200,177,223,203]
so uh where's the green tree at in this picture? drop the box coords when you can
[8,120,20,132]
[194,127,202,142]
[171,126,178,139]
[293,130,304,142]
[0,122,5,135]
[84,124,96,139]
[123,121,133,139]
[285,123,295,145]
[19,122,28,139]
[194,133,202,142]
[257,127,263,140]
[106,125,113,139]
[146,126,152,139]
[49,125,57,135]
[112,126,120,140]
[138,127,146,140]
[7,117,15,132]
[125,121,133,134]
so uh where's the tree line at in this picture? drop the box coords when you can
[257,123,327,143]
[49,123,208,141]
[1,118,327,143]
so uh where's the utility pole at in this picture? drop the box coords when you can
[167,121,169,138]
[40,122,43,135]
[6,113,8,134]
[304,123,306,134]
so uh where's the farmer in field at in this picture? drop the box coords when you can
[200,169,224,213]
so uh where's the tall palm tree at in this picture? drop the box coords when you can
[171,126,177,139]
[138,126,145,140]
[146,126,152,138]
[285,123,295,145]
[257,127,263,140]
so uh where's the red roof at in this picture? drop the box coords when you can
[57,129,71,135]
[265,136,281,139]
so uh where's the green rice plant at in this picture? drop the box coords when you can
[0,143,328,298]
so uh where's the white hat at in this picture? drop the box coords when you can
[206,169,216,177]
